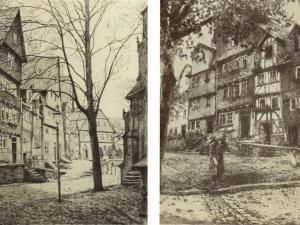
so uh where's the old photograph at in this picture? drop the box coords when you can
[161,0,300,224]
[0,0,147,224]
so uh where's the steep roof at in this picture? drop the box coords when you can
[69,108,116,133]
[0,7,26,62]
[126,78,146,99]
[257,21,294,47]
[0,8,19,41]
[21,56,59,91]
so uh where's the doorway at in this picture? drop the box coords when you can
[181,125,186,137]
[206,119,214,134]
[241,115,250,139]
[262,123,271,144]
[12,137,17,163]
[288,126,299,147]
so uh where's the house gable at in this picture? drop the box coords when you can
[4,9,26,62]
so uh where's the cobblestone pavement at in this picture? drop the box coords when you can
[0,160,141,225]
[161,187,300,225]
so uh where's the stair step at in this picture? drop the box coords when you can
[123,181,141,185]
[127,171,141,175]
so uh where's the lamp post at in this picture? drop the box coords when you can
[54,108,62,203]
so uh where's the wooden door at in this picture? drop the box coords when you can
[12,138,17,163]
[241,115,250,138]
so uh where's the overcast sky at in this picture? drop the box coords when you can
[14,0,146,119]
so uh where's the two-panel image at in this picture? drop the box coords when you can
[0,0,300,224]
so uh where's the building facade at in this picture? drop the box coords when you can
[0,8,26,164]
[69,109,117,160]
[122,7,148,183]
[187,43,216,134]
[214,28,265,140]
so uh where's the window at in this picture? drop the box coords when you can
[189,120,195,130]
[206,96,211,107]
[258,74,265,85]
[0,135,7,148]
[174,128,178,135]
[219,112,233,126]
[260,98,266,108]
[233,84,239,97]
[265,45,273,59]
[228,87,233,99]
[7,52,14,69]
[242,56,247,69]
[205,73,210,83]
[296,66,300,79]
[196,120,200,129]
[241,81,247,96]
[271,97,279,109]
[227,112,233,124]
[223,88,228,100]
[290,98,298,110]
[270,71,278,83]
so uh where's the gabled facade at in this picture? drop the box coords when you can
[69,109,117,161]
[21,56,67,165]
[186,42,216,134]
[214,28,265,139]
[122,7,147,184]
[0,8,26,164]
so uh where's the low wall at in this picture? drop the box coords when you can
[0,164,25,184]
[236,142,300,157]
[166,137,186,152]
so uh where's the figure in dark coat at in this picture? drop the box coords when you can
[217,133,227,177]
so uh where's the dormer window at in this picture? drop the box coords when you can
[265,45,273,59]
[260,98,266,108]
[205,73,210,83]
[13,32,18,44]
[7,52,14,69]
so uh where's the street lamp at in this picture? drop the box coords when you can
[53,107,62,203]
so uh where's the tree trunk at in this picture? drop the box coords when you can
[160,49,176,164]
[88,111,104,192]
[84,0,104,192]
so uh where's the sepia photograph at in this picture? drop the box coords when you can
[0,0,147,224]
[161,0,300,224]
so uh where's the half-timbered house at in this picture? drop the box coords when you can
[186,42,216,134]
[214,28,265,139]
[253,23,294,144]
[0,8,26,164]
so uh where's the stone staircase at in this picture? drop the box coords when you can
[122,170,142,186]
[24,168,48,183]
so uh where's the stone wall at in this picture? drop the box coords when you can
[0,164,24,184]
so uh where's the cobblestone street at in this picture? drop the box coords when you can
[0,160,143,225]
[161,187,300,224]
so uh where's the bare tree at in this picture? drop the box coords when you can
[16,0,140,192]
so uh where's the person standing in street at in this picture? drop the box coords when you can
[208,134,218,185]
[217,133,227,177]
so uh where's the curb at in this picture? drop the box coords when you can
[210,180,300,194]
[161,180,300,196]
